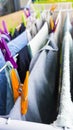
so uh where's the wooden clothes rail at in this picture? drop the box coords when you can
[0,10,24,31]
[0,2,73,31]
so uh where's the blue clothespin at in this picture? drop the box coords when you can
[0,38,17,68]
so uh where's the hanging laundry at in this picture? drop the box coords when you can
[8,30,30,56]
[17,46,31,83]
[0,51,7,115]
[19,23,26,34]
[22,11,62,124]
[5,65,14,115]
[54,31,73,129]
[34,17,44,32]
[28,22,49,57]
[63,13,72,35]
[0,29,30,114]
[10,23,26,40]
[23,36,58,124]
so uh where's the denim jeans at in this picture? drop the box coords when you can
[0,30,28,115]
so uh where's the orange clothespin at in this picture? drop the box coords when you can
[10,69,29,115]
[10,69,19,102]
[50,5,57,13]
[21,71,29,115]
[50,16,55,31]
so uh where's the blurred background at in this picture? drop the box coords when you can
[0,0,28,16]
[0,0,72,16]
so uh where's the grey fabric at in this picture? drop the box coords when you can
[22,11,62,124]
[9,97,22,120]
[54,31,73,128]
[22,36,59,124]
[63,13,72,37]
[54,13,73,128]
[60,12,73,102]
[35,18,43,31]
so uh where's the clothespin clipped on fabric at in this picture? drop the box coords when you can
[8,19,15,35]
[34,6,41,18]
[0,38,17,68]
[30,4,40,18]
[24,6,31,18]
[2,20,11,40]
[9,25,16,37]
[50,5,57,14]
[50,16,55,32]
[10,70,29,115]
[0,28,10,41]
[2,20,8,34]
[36,10,41,19]
[21,71,29,115]
[22,13,27,27]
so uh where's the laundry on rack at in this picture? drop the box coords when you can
[0,3,73,130]
[21,11,62,124]
[0,30,30,115]
[0,9,61,116]
[0,9,53,115]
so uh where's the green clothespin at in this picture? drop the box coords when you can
[22,13,27,27]
[8,19,16,36]
[34,6,41,18]
[36,10,41,18]
[9,26,16,36]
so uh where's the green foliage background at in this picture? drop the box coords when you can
[34,0,73,3]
